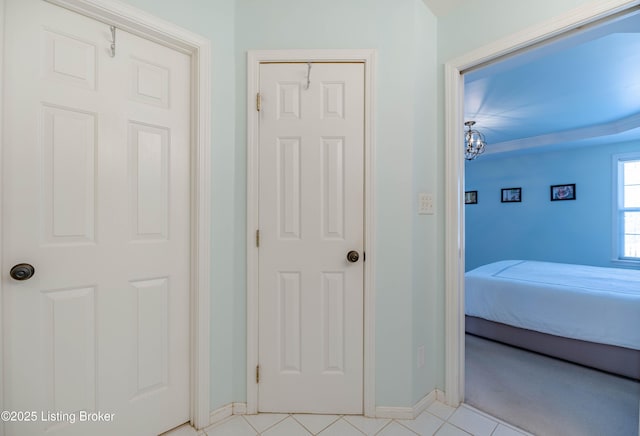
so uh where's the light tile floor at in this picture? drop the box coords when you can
[166,402,533,436]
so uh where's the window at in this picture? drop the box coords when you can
[615,154,640,261]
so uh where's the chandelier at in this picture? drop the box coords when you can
[464,121,486,160]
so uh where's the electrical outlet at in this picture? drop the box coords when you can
[417,345,425,368]
[418,193,434,215]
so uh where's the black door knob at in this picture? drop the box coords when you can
[346,251,360,263]
[10,263,35,281]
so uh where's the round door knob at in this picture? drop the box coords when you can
[10,263,35,281]
[346,250,360,263]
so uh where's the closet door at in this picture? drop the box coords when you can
[257,62,365,414]
[2,1,191,434]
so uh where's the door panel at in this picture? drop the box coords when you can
[258,62,365,414]
[42,105,97,244]
[2,1,190,434]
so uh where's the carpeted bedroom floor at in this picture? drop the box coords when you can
[465,334,640,436]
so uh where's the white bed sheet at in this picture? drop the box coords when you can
[465,260,640,350]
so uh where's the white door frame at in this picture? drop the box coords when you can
[443,0,640,406]
[246,49,377,417]
[0,0,212,431]
[0,0,5,428]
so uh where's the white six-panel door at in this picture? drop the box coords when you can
[258,62,365,414]
[2,1,190,434]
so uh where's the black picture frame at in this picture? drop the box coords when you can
[501,187,521,203]
[550,183,576,201]
[465,191,478,204]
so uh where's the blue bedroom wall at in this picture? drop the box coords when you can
[465,140,640,271]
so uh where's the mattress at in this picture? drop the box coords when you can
[465,260,640,350]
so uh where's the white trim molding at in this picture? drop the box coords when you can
[0,0,5,431]
[443,61,466,408]
[37,0,212,430]
[246,49,377,417]
[209,404,234,427]
[484,111,640,157]
[374,390,440,420]
[611,151,640,265]
[232,402,248,415]
[443,0,640,407]
[208,402,248,428]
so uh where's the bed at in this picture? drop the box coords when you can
[465,260,640,380]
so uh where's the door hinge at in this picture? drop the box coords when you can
[256,229,260,247]
[256,365,260,383]
[256,92,261,112]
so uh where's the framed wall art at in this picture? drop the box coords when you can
[465,191,478,204]
[501,187,521,203]
[550,184,576,201]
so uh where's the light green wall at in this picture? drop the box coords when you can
[437,0,594,63]
[410,0,441,404]
[119,0,441,411]
[235,0,439,408]
[116,0,238,411]
[116,0,618,413]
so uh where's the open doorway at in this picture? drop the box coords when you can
[462,12,640,429]
[444,3,640,435]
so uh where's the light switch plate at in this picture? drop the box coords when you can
[418,193,434,215]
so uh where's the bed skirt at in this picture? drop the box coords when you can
[465,315,640,381]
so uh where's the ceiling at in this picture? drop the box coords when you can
[421,0,464,17]
[464,10,640,158]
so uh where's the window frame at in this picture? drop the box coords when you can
[612,152,640,264]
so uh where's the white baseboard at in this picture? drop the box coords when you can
[412,390,438,417]
[209,402,248,427]
[232,402,247,415]
[374,405,414,420]
[214,392,442,424]
[375,389,440,419]
[209,404,233,426]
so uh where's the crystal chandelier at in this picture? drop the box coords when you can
[464,121,486,160]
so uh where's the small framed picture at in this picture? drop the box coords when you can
[550,184,576,201]
[501,187,521,203]
[465,191,478,204]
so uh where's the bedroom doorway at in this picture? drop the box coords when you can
[454,4,638,434]
[444,1,640,405]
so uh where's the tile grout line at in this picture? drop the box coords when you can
[199,401,532,436]
[445,407,494,436]
[290,414,342,435]
[334,416,367,435]
[462,404,533,436]
[240,414,260,434]
[446,421,476,436]
[280,415,308,435]
[373,418,395,436]
[392,419,421,435]
[341,416,369,435]
[243,413,291,435]
[409,410,448,436]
